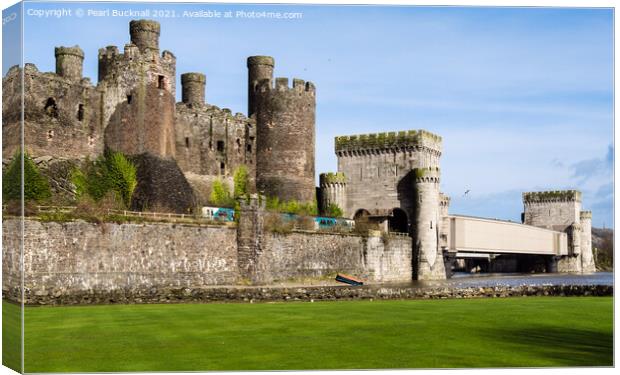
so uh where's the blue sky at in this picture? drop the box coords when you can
[9,1,614,227]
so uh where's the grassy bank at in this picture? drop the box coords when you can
[2,297,613,372]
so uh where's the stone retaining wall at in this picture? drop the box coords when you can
[3,219,414,304]
[18,284,612,306]
[2,219,239,302]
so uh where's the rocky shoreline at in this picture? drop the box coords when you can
[4,283,613,306]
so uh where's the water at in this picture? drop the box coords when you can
[406,272,614,289]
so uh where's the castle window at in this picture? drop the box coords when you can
[236,138,241,152]
[220,162,225,174]
[158,75,165,89]
[127,95,133,104]
[185,137,190,148]
[44,98,58,118]
[77,104,84,121]
[217,141,225,152]
[246,144,252,152]
[47,130,54,140]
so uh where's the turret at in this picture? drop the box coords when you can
[438,193,451,250]
[253,71,316,203]
[129,19,160,54]
[319,172,347,216]
[54,46,84,81]
[413,167,445,280]
[247,56,274,117]
[181,72,206,106]
[579,211,595,272]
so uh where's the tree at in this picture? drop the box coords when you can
[233,165,249,199]
[2,151,51,203]
[70,151,137,208]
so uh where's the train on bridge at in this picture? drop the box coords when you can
[201,206,355,230]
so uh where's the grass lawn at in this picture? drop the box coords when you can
[2,297,613,372]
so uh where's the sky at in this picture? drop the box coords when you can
[4,1,614,227]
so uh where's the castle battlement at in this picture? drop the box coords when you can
[334,129,442,154]
[580,211,592,219]
[10,63,93,88]
[320,172,347,186]
[439,192,451,207]
[255,77,316,95]
[414,167,441,183]
[523,190,582,204]
[175,102,253,123]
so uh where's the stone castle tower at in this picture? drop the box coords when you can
[101,20,177,158]
[248,56,316,203]
[522,190,595,273]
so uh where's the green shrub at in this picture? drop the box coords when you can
[105,152,137,207]
[2,151,51,203]
[209,179,235,207]
[265,196,318,216]
[70,151,137,208]
[323,203,343,218]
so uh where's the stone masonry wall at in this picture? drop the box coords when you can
[2,64,103,160]
[3,218,413,304]
[256,232,412,284]
[2,219,238,303]
[175,103,256,191]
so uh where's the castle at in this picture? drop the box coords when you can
[2,20,596,282]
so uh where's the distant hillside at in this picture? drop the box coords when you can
[592,227,613,271]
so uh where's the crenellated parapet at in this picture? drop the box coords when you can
[254,77,316,96]
[320,172,347,186]
[580,210,592,219]
[439,192,451,207]
[414,167,441,184]
[523,190,582,205]
[335,130,442,157]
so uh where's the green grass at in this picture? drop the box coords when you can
[2,297,613,372]
[2,301,21,372]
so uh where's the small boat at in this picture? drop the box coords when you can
[335,273,364,286]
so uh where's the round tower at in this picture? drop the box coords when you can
[181,73,206,106]
[319,172,347,216]
[54,46,84,81]
[247,56,274,117]
[254,77,316,203]
[413,167,445,280]
[129,19,160,54]
[579,211,595,272]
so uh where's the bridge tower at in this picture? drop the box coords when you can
[522,190,592,272]
[413,167,446,280]
[579,211,596,272]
